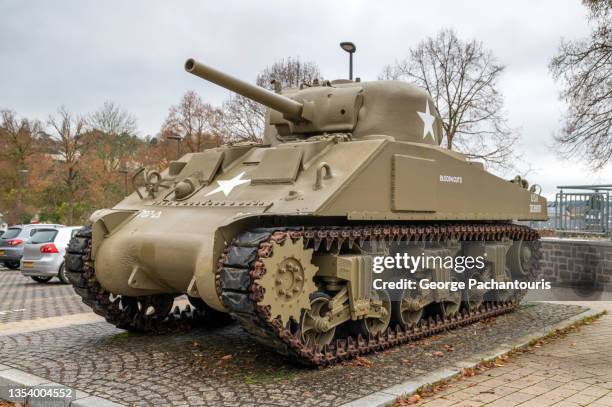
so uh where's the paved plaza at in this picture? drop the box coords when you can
[401,301,612,407]
[0,266,610,406]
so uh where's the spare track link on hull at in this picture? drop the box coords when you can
[64,226,231,334]
[216,223,541,366]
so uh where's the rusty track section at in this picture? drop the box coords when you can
[65,226,225,333]
[216,223,541,366]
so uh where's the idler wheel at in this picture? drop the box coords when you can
[507,239,533,277]
[300,293,336,349]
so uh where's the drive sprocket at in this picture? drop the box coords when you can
[256,237,319,327]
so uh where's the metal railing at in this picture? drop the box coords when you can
[554,185,612,236]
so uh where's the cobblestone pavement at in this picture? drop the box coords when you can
[0,298,588,407]
[409,302,612,407]
[0,267,91,323]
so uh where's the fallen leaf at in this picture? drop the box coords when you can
[355,356,374,368]
[462,368,476,377]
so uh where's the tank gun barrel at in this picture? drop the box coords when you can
[185,58,304,122]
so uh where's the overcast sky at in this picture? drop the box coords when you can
[1,0,610,199]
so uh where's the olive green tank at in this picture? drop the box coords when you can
[65,57,547,365]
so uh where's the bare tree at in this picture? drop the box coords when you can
[550,0,611,169]
[87,102,139,172]
[221,95,266,143]
[381,29,519,170]
[47,108,87,225]
[222,57,320,142]
[87,101,137,136]
[257,57,321,90]
[162,91,224,152]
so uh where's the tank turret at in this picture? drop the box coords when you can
[185,58,443,145]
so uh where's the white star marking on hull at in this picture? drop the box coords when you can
[205,171,251,197]
[417,101,436,142]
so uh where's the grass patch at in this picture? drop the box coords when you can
[110,331,139,340]
[239,366,299,384]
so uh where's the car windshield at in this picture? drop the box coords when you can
[2,228,21,239]
[30,229,59,244]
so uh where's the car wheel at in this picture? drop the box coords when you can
[4,261,20,270]
[31,276,53,284]
[58,264,70,284]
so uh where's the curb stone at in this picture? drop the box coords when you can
[340,306,604,407]
[0,368,124,407]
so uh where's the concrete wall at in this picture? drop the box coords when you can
[539,238,612,284]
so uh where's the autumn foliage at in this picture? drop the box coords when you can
[0,104,199,226]
[0,57,321,226]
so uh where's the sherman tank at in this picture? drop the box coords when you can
[65,57,547,366]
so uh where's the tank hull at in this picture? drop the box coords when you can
[88,138,546,312]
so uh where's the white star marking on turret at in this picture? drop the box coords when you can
[417,101,436,142]
[205,172,250,197]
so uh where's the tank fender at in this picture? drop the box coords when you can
[89,209,138,259]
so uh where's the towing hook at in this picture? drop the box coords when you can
[314,162,333,190]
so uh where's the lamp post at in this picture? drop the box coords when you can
[118,168,129,197]
[166,134,183,160]
[340,41,356,80]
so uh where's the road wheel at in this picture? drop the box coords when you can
[31,276,53,283]
[4,261,20,270]
[300,292,336,350]
[58,264,70,284]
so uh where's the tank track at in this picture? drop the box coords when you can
[64,226,231,334]
[216,223,541,366]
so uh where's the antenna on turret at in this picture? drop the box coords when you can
[339,42,357,80]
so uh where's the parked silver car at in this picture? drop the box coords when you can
[20,226,82,283]
[0,224,64,270]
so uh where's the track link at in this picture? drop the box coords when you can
[216,223,541,366]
